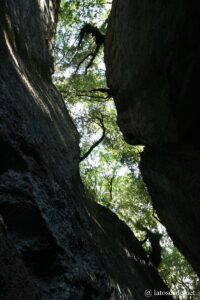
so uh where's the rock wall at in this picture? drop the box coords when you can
[105,0,200,276]
[0,1,169,299]
[140,145,200,277]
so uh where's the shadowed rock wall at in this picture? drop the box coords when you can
[105,0,200,277]
[0,1,170,299]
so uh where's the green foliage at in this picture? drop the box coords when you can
[54,0,108,74]
[53,1,200,298]
[160,242,200,299]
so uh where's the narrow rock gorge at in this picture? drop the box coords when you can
[0,1,171,299]
[105,0,200,277]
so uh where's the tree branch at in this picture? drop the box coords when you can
[108,171,116,202]
[80,87,112,97]
[152,209,161,223]
[76,23,105,73]
[76,94,110,102]
[87,88,111,94]
[75,52,94,73]
[76,87,112,102]
[80,117,106,162]
[78,24,105,48]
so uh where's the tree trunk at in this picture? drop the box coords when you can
[0,1,170,299]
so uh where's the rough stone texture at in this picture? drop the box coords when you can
[0,227,36,300]
[0,1,170,299]
[105,0,200,277]
[105,0,200,146]
[140,145,200,277]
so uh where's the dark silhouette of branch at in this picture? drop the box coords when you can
[76,94,110,102]
[80,87,112,97]
[87,88,111,94]
[80,116,106,162]
[59,89,110,103]
[76,24,105,73]
[152,209,161,223]
[108,171,117,202]
[76,87,112,102]
[139,234,149,245]
[75,52,94,73]
[78,24,105,48]
[138,226,162,268]
[84,44,101,74]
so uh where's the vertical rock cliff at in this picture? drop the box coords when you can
[105,0,200,277]
[0,1,170,299]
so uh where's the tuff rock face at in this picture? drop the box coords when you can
[105,0,200,277]
[0,1,170,299]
